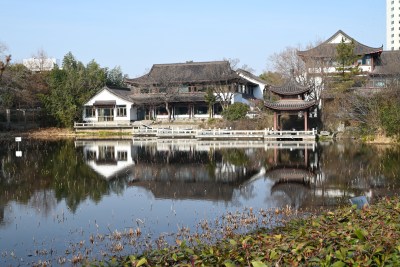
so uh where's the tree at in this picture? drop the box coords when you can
[336,38,359,77]
[267,43,327,102]
[0,43,11,81]
[204,87,216,118]
[207,61,239,111]
[106,66,126,87]
[222,102,249,121]
[41,52,106,127]
[259,71,284,87]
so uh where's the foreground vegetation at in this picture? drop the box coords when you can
[89,197,400,266]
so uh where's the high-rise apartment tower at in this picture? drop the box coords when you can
[387,0,400,50]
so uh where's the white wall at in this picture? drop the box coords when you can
[83,88,135,122]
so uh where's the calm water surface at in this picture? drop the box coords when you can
[0,138,399,265]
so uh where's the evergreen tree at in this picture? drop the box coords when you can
[336,38,359,77]
[41,52,106,127]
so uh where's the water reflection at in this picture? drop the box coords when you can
[0,139,399,265]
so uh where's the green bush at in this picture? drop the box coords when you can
[222,103,249,121]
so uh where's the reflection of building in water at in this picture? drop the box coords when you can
[75,140,135,180]
[77,139,262,201]
[130,143,259,201]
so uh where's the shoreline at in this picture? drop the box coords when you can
[0,127,399,144]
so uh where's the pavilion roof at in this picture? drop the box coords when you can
[264,99,316,111]
[269,78,311,96]
[266,167,316,182]
[297,30,383,59]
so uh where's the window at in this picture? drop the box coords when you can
[85,106,95,117]
[117,151,127,161]
[179,86,189,93]
[175,106,188,115]
[116,105,127,117]
[86,150,96,160]
[194,106,208,115]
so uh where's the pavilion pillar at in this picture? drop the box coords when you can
[273,112,277,130]
[304,111,308,131]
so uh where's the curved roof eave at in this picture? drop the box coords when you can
[264,100,317,111]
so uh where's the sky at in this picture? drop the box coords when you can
[0,0,386,77]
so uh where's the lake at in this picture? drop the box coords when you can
[0,138,399,265]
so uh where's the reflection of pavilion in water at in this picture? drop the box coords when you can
[76,139,261,201]
[261,144,318,209]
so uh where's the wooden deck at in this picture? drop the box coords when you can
[133,127,316,141]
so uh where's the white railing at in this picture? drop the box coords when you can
[74,122,133,128]
[132,127,316,140]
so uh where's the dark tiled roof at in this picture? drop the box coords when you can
[297,30,383,59]
[106,86,134,102]
[371,50,400,76]
[236,68,268,85]
[125,61,239,86]
[264,100,316,111]
[269,78,311,95]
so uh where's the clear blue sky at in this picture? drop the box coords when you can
[0,0,385,77]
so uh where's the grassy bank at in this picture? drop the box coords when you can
[89,197,400,266]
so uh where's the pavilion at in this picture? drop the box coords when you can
[264,78,317,131]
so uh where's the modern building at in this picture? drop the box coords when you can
[387,0,400,50]
[22,57,60,72]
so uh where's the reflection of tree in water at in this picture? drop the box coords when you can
[0,205,4,225]
[230,183,256,208]
[28,190,57,217]
[0,140,125,218]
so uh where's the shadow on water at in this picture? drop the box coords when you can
[0,138,399,264]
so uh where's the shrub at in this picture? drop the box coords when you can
[222,103,249,121]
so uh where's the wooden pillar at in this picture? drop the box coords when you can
[304,111,308,131]
[273,112,277,130]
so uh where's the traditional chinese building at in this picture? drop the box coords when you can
[297,30,383,75]
[264,78,317,131]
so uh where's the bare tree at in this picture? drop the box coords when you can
[146,65,182,121]
[0,43,11,81]
[207,61,239,110]
[267,40,327,102]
